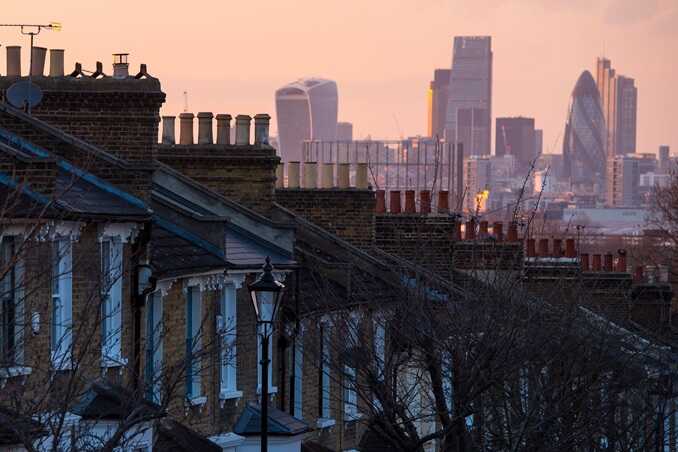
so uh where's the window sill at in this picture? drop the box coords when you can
[219,390,243,400]
[186,395,207,407]
[101,357,128,368]
[0,366,32,379]
[344,412,364,422]
[256,385,278,395]
[316,418,336,429]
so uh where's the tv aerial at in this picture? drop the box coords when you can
[6,80,43,111]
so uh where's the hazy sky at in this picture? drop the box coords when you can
[2,0,677,154]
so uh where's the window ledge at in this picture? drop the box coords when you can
[101,357,128,368]
[219,390,243,400]
[256,385,278,395]
[344,412,364,422]
[186,395,208,407]
[0,366,32,379]
[316,418,336,429]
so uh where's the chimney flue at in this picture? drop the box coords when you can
[30,47,47,76]
[6,46,21,77]
[254,114,271,145]
[565,238,576,258]
[507,222,518,242]
[321,163,333,188]
[235,115,251,145]
[112,53,129,79]
[634,266,644,282]
[581,253,590,271]
[466,219,476,240]
[389,191,402,214]
[592,254,602,272]
[288,162,300,188]
[179,113,194,145]
[337,163,350,188]
[161,116,176,144]
[420,190,431,214]
[617,250,627,273]
[275,163,284,189]
[49,49,65,77]
[604,253,614,272]
[527,238,536,257]
[493,222,503,241]
[216,114,232,145]
[303,162,317,188]
[553,238,563,257]
[197,112,214,144]
[538,238,549,257]
[355,163,368,189]
[404,190,416,213]
[479,221,489,237]
[438,190,449,213]
[375,190,386,214]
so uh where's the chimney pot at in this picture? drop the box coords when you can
[420,190,431,214]
[161,116,176,144]
[553,238,563,257]
[616,250,627,273]
[215,114,232,145]
[355,163,368,189]
[565,238,576,258]
[581,253,590,271]
[197,112,214,144]
[235,115,251,145]
[404,190,416,213]
[538,238,549,257]
[389,191,402,214]
[479,221,489,236]
[592,254,602,272]
[437,190,449,213]
[321,163,334,188]
[493,222,503,241]
[287,162,300,188]
[527,238,536,257]
[254,114,271,145]
[6,46,21,77]
[49,49,65,77]
[112,53,129,78]
[375,190,386,214]
[303,162,318,188]
[465,219,476,240]
[604,253,614,272]
[179,112,194,145]
[30,46,47,76]
[507,222,519,242]
[337,163,350,188]
[275,163,284,189]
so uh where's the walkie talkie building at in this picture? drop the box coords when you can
[563,71,607,184]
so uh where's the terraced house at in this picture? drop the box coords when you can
[0,47,678,452]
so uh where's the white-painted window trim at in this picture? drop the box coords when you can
[51,238,72,370]
[316,418,336,429]
[219,284,239,398]
[100,238,123,367]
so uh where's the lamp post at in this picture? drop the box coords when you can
[248,257,285,452]
[0,22,61,113]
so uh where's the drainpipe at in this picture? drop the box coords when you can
[132,222,155,391]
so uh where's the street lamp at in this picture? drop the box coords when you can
[248,257,285,452]
[0,22,62,113]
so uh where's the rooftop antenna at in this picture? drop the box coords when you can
[0,22,62,114]
[183,90,189,113]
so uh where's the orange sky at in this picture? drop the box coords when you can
[2,0,677,154]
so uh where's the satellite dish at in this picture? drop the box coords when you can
[6,81,43,109]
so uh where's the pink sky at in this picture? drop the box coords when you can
[2,0,677,154]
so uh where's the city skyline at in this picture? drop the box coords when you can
[1,0,676,155]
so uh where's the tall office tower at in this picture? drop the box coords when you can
[534,129,543,156]
[336,122,353,141]
[562,71,607,184]
[275,78,338,162]
[606,155,640,207]
[464,156,492,212]
[444,36,492,156]
[595,58,637,156]
[427,69,451,138]
[659,145,671,174]
[495,117,536,177]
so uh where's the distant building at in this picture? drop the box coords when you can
[337,121,353,141]
[535,129,543,157]
[635,153,658,175]
[275,78,338,162]
[640,172,670,188]
[563,71,606,184]
[427,69,451,139]
[444,36,492,156]
[595,58,637,156]
[659,145,671,174]
[495,117,536,177]
[464,156,492,212]
[606,155,640,207]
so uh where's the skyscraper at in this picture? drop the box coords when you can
[337,122,353,141]
[659,145,671,174]
[534,129,543,157]
[444,36,492,156]
[562,71,607,183]
[495,117,536,177]
[427,69,450,139]
[595,58,637,156]
[275,78,338,162]
[606,155,640,207]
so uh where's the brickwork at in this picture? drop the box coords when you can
[276,188,376,249]
[0,157,58,197]
[157,144,279,214]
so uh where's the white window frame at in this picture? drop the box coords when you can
[219,284,242,400]
[100,238,123,367]
[51,238,73,370]
[145,291,163,403]
[185,286,203,401]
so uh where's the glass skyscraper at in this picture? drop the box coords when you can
[275,78,338,163]
[563,71,607,184]
[444,36,492,156]
[595,58,637,156]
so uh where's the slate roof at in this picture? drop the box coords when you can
[225,222,295,269]
[154,418,221,452]
[70,380,162,421]
[233,402,308,436]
